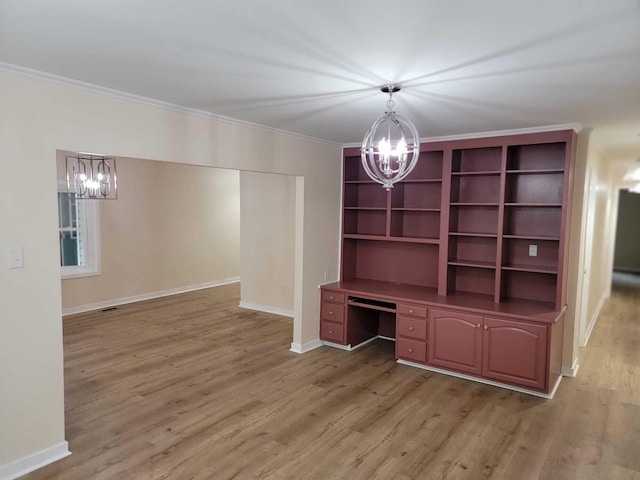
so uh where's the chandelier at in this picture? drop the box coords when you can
[361,85,420,190]
[66,154,117,199]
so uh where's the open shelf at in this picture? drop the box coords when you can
[506,169,564,175]
[502,237,559,273]
[342,238,439,289]
[448,260,496,269]
[451,174,501,204]
[502,264,557,274]
[343,209,386,236]
[390,209,440,240]
[344,182,387,209]
[503,234,560,241]
[507,143,566,171]
[404,150,444,181]
[503,206,561,238]
[392,182,441,210]
[505,172,564,204]
[449,235,497,266]
[339,131,573,315]
[500,270,557,304]
[450,205,499,236]
[452,147,502,173]
[447,264,496,297]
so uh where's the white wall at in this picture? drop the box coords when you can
[0,67,341,474]
[564,130,619,372]
[59,156,241,311]
[239,171,296,316]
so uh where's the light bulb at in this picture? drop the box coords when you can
[378,137,390,155]
[397,137,408,155]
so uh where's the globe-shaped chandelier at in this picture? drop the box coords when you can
[361,85,420,190]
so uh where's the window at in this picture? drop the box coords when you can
[58,190,100,278]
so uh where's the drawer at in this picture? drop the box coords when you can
[397,304,428,318]
[397,315,427,341]
[322,291,345,304]
[320,321,344,344]
[396,338,427,363]
[321,302,344,323]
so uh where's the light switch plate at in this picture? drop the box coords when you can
[528,244,538,257]
[7,247,24,269]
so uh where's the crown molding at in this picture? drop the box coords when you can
[0,61,340,147]
[341,123,583,148]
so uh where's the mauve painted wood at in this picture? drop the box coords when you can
[438,147,453,296]
[504,206,561,238]
[322,291,345,304]
[320,320,344,344]
[321,302,344,324]
[397,315,427,341]
[346,305,379,347]
[507,172,564,204]
[428,308,483,376]
[354,241,439,288]
[322,280,562,323]
[494,145,508,303]
[482,317,548,391]
[334,131,575,394]
[377,311,396,338]
[450,236,497,265]
[450,206,500,235]
[396,337,427,363]
[503,238,559,272]
[452,147,502,172]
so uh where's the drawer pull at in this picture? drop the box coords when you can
[329,330,333,334]
[329,311,334,315]
[484,325,488,330]
[476,323,481,328]
[409,309,414,314]
[408,348,413,353]
[329,296,334,300]
[409,326,414,331]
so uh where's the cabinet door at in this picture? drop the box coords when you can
[482,317,547,390]
[428,308,483,375]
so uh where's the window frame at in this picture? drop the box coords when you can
[58,185,101,279]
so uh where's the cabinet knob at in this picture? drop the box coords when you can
[329,330,333,334]
[409,309,414,314]
[329,311,333,315]
[484,325,488,330]
[476,323,481,328]
[409,326,414,331]
[329,296,334,300]
[408,348,413,353]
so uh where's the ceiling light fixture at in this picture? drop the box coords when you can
[361,85,420,190]
[66,154,117,199]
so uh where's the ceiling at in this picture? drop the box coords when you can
[1,0,640,157]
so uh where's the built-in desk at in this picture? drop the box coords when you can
[320,279,565,398]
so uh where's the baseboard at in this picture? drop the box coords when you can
[238,301,293,318]
[562,358,580,377]
[0,441,70,480]
[583,291,608,347]
[397,360,560,399]
[321,336,386,352]
[290,339,323,354]
[62,277,240,316]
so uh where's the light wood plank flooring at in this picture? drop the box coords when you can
[22,282,640,480]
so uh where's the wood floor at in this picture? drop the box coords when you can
[22,282,640,480]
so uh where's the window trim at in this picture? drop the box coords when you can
[58,185,101,279]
